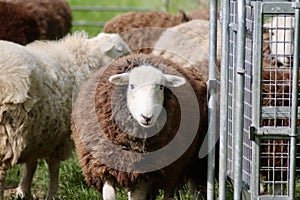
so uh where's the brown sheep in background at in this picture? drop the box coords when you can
[0,2,41,45]
[102,10,190,53]
[0,0,72,42]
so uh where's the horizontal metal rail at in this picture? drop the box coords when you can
[71,6,153,12]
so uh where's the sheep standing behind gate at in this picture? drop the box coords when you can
[0,32,130,199]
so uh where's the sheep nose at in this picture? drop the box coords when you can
[141,114,152,123]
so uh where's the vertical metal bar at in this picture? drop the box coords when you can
[218,0,230,199]
[289,2,300,199]
[233,0,246,199]
[207,0,218,199]
[251,1,263,199]
[162,0,169,11]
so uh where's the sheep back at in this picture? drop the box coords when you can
[72,53,208,193]
[2,0,72,40]
[103,10,190,53]
[0,2,41,45]
[152,19,221,74]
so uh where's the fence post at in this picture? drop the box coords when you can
[207,0,218,199]
[162,0,169,11]
[218,0,230,199]
[289,1,300,198]
[233,0,246,199]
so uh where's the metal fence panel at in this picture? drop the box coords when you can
[222,0,300,199]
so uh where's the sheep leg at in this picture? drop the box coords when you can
[128,180,149,200]
[102,178,116,200]
[16,160,37,198]
[45,157,60,200]
[0,167,6,200]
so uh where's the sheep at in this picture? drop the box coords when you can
[0,32,131,199]
[150,19,222,197]
[0,0,72,42]
[102,10,191,53]
[71,53,209,199]
[0,2,41,45]
[187,7,220,20]
[152,19,221,73]
[264,16,294,67]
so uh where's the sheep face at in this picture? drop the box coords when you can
[87,33,131,67]
[265,16,294,66]
[109,65,185,128]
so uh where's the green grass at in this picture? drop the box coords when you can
[68,0,208,36]
[3,1,216,199]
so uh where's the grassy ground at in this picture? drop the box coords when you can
[3,1,215,199]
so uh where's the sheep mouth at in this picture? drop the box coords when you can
[139,121,154,128]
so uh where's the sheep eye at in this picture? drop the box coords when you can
[159,85,164,90]
[130,84,134,89]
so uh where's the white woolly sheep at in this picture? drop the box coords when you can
[264,16,294,66]
[152,19,221,73]
[72,53,208,199]
[102,10,191,53]
[0,0,72,42]
[0,32,130,199]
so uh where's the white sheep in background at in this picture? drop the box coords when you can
[0,32,130,199]
[72,54,208,199]
[152,19,221,72]
[264,16,294,66]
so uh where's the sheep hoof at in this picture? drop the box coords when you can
[16,186,30,199]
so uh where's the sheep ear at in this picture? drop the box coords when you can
[86,33,114,53]
[109,73,129,85]
[101,39,115,52]
[165,74,186,87]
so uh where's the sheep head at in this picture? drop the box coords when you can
[87,33,131,65]
[109,65,185,128]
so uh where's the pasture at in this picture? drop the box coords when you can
[3,0,215,199]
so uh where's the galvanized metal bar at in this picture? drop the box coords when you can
[251,1,263,198]
[233,0,246,199]
[207,0,218,199]
[288,1,300,198]
[218,0,230,199]
[72,21,105,27]
[162,0,169,11]
[71,6,153,12]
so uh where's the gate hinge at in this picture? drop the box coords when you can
[249,125,256,141]
[292,2,300,9]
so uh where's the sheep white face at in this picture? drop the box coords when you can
[109,65,186,128]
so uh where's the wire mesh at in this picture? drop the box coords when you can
[258,13,300,197]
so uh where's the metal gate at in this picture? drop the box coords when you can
[218,0,300,199]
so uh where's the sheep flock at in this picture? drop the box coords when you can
[0,3,219,199]
[1,1,297,199]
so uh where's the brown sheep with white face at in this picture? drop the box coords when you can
[72,54,209,199]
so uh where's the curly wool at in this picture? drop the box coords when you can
[0,2,41,45]
[0,31,130,172]
[1,0,72,41]
[103,10,190,53]
[152,19,221,74]
[72,54,208,196]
